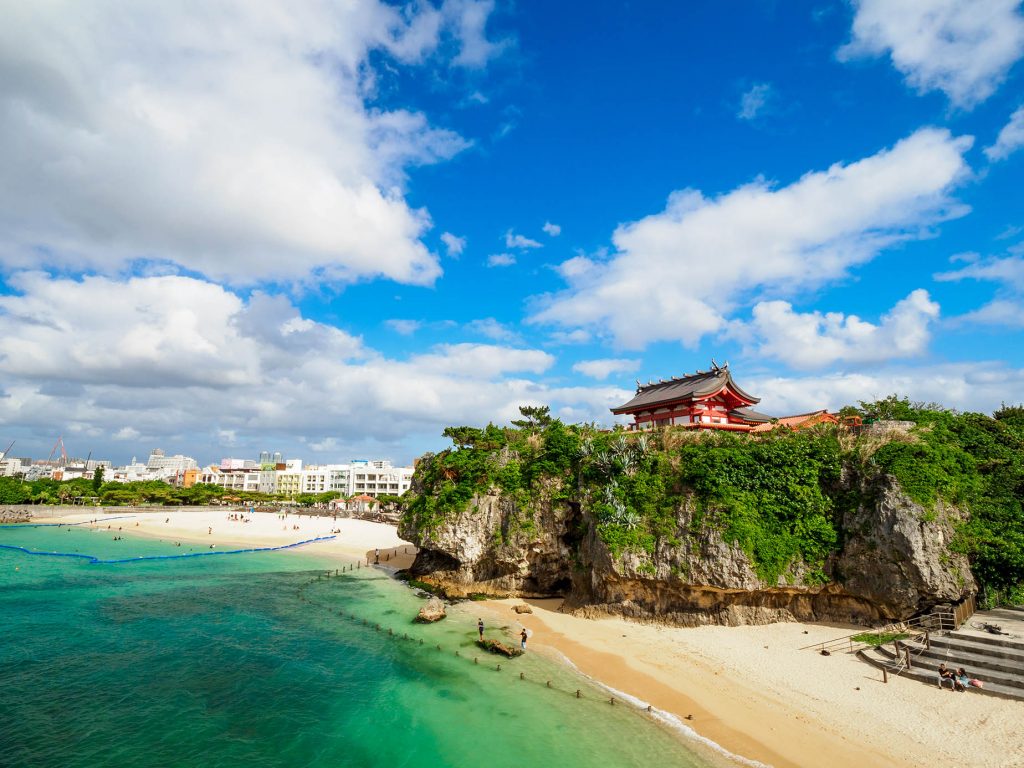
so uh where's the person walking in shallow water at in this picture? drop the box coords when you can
[478,618,485,641]
[520,628,528,651]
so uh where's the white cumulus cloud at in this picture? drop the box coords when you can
[0,273,623,463]
[838,0,1024,109]
[936,253,1024,290]
[0,1,505,287]
[487,253,516,267]
[746,289,940,369]
[737,83,774,120]
[441,232,467,257]
[530,128,972,350]
[466,317,523,344]
[542,222,562,237]
[572,358,642,380]
[748,362,1024,417]
[954,299,1024,328]
[386,319,422,335]
[505,230,543,249]
[985,106,1024,161]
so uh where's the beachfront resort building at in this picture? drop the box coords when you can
[612,361,773,431]
[196,457,414,499]
[146,449,198,474]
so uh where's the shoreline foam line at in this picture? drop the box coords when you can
[0,515,138,529]
[551,650,772,768]
[0,535,336,564]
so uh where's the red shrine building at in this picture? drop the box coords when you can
[611,361,773,432]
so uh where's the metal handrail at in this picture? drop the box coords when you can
[799,612,951,653]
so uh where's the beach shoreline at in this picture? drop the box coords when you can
[41,508,411,566]
[476,598,1024,768]
[29,510,1024,768]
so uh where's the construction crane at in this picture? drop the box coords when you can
[0,440,13,460]
[46,435,68,468]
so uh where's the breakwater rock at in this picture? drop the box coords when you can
[1,508,32,524]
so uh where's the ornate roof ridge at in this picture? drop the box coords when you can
[635,359,728,393]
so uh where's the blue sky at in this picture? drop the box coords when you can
[1,0,1024,466]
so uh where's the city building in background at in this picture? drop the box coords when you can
[0,441,414,501]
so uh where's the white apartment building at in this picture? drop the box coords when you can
[198,466,278,494]
[348,459,413,497]
[147,449,198,474]
[103,449,195,484]
[109,458,154,483]
[0,457,29,477]
[270,459,414,499]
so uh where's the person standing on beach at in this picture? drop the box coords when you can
[520,628,528,650]
[478,618,485,640]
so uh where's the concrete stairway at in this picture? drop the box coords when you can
[857,606,1024,701]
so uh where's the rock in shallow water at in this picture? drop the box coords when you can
[415,596,446,623]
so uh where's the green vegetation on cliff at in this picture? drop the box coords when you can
[403,400,1024,605]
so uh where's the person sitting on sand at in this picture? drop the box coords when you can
[937,663,955,690]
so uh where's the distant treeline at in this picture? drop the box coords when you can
[0,476,404,509]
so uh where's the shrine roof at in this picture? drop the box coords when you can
[728,406,773,423]
[749,409,836,432]
[610,364,760,414]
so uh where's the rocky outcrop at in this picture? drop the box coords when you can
[401,473,577,598]
[400,463,976,628]
[0,509,32,524]
[835,475,974,618]
[414,596,447,623]
[477,638,523,658]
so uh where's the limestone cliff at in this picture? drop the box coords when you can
[399,456,975,627]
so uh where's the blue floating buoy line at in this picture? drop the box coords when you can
[0,535,336,564]
[0,515,137,530]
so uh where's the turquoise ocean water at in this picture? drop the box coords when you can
[0,523,735,768]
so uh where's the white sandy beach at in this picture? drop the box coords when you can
[49,508,414,566]
[47,511,1024,768]
[484,599,1024,768]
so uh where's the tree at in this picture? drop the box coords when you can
[0,477,31,505]
[92,466,105,493]
[994,403,1024,433]
[376,493,404,510]
[443,426,484,449]
[511,405,553,430]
